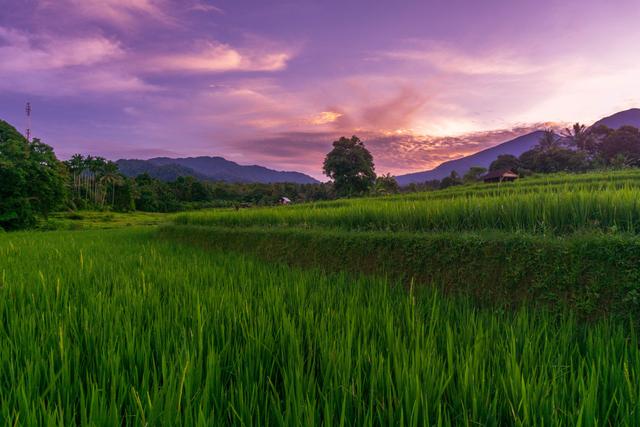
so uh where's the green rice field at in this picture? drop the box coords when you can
[1,228,640,425]
[175,170,640,235]
[4,170,640,425]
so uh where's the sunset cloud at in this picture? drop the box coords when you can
[309,111,343,125]
[0,27,123,71]
[0,27,154,94]
[383,43,539,76]
[39,0,172,26]
[232,124,557,178]
[149,41,291,73]
[190,1,224,14]
[2,0,639,178]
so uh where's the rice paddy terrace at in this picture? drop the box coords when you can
[2,170,640,425]
[167,170,640,320]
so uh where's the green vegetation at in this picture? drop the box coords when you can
[4,116,640,424]
[0,120,67,230]
[175,169,640,235]
[486,125,640,177]
[1,229,640,425]
[160,226,640,319]
[323,135,377,196]
[37,210,175,230]
[65,155,335,214]
[166,169,640,319]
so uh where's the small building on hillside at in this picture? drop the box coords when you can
[279,197,292,205]
[481,169,518,183]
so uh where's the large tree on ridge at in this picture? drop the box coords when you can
[323,135,376,196]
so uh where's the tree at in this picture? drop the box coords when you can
[489,155,521,172]
[439,171,463,189]
[519,146,588,173]
[134,173,180,212]
[323,136,376,196]
[598,126,640,166]
[112,178,136,212]
[0,120,66,229]
[586,124,613,159]
[463,167,487,183]
[99,162,124,207]
[537,129,561,151]
[563,123,591,151]
[374,174,399,195]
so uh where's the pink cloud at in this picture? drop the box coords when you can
[380,41,540,76]
[360,86,430,130]
[229,124,557,178]
[190,1,224,14]
[148,41,292,73]
[0,27,154,94]
[38,0,173,27]
[0,27,123,71]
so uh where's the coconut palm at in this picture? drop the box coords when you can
[562,123,591,151]
[537,129,561,151]
[99,162,124,207]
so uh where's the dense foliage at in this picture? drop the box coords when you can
[0,120,66,230]
[417,124,640,189]
[65,155,336,214]
[323,135,376,196]
[487,125,640,175]
[2,229,640,425]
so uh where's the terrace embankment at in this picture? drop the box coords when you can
[162,170,640,320]
[159,225,640,320]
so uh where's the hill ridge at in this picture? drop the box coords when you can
[397,108,640,185]
[116,155,319,184]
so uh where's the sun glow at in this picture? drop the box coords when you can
[309,111,343,125]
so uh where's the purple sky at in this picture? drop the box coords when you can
[1,0,639,178]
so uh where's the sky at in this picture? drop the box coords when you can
[1,0,639,179]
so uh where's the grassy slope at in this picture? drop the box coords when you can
[1,228,639,425]
[160,225,640,319]
[175,170,640,235]
[165,170,640,318]
[36,210,176,230]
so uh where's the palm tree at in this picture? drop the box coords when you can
[563,123,590,151]
[65,154,86,200]
[86,156,110,205]
[538,129,560,151]
[99,162,123,207]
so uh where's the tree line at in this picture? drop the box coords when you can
[404,124,640,190]
[1,124,399,230]
[3,115,640,230]
[64,154,339,212]
[490,124,640,174]
[1,119,339,230]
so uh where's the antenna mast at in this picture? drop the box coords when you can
[25,102,32,142]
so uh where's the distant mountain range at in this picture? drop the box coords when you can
[116,109,640,186]
[396,108,640,185]
[593,108,640,129]
[116,156,319,184]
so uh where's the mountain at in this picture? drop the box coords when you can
[115,159,210,182]
[116,156,319,184]
[396,131,545,185]
[396,108,640,185]
[593,108,640,129]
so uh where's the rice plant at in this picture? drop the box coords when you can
[0,228,639,425]
[175,170,640,234]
